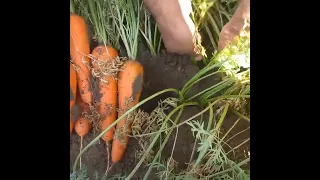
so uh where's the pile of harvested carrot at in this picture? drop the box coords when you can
[70,11,144,167]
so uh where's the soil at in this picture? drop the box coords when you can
[70,49,250,179]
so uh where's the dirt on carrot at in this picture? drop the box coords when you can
[111,60,144,163]
[132,73,143,101]
[70,13,93,106]
[71,64,78,134]
[91,45,119,142]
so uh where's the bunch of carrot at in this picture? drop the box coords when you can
[70,12,144,164]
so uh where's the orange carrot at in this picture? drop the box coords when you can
[92,45,118,142]
[70,13,92,106]
[111,60,144,163]
[75,117,91,137]
[70,64,77,134]
[70,64,77,110]
[74,117,91,169]
[76,84,87,112]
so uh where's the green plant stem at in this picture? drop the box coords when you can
[207,10,221,35]
[216,3,224,28]
[154,23,162,54]
[206,102,214,131]
[70,0,75,13]
[87,0,107,45]
[204,23,217,50]
[114,1,131,57]
[180,60,226,98]
[194,103,229,168]
[212,9,223,30]
[87,0,98,32]
[208,95,250,103]
[153,24,158,53]
[187,78,234,101]
[144,11,148,40]
[143,108,185,180]
[140,29,155,56]
[140,7,162,56]
[126,102,198,180]
[157,34,162,54]
[140,8,155,55]
[183,70,223,97]
[72,88,179,172]
[199,79,236,103]
[231,109,250,122]
[96,1,107,44]
[114,0,141,59]
[204,158,250,178]
[217,2,232,21]
[223,83,242,95]
[132,95,249,138]
[147,16,152,51]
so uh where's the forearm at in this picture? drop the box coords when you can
[218,0,250,51]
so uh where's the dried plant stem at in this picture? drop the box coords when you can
[105,142,111,177]
[142,107,187,180]
[80,136,83,170]
[226,138,250,155]
[166,126,179,179]
[73,88,179,172]
[189,138,197,165]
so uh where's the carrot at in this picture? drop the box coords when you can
[70,64,77,134]
[70,13,92,106]
[74,117,91,138]
[70,64,77,110]
[76,84,87,112]
[74,117,91,169]
[111,60,144,163]
[92,45,118,142]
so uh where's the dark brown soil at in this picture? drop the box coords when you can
[70,50,250,179]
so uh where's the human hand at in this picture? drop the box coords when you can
[143,0,202,60]
[218,0,250,51]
